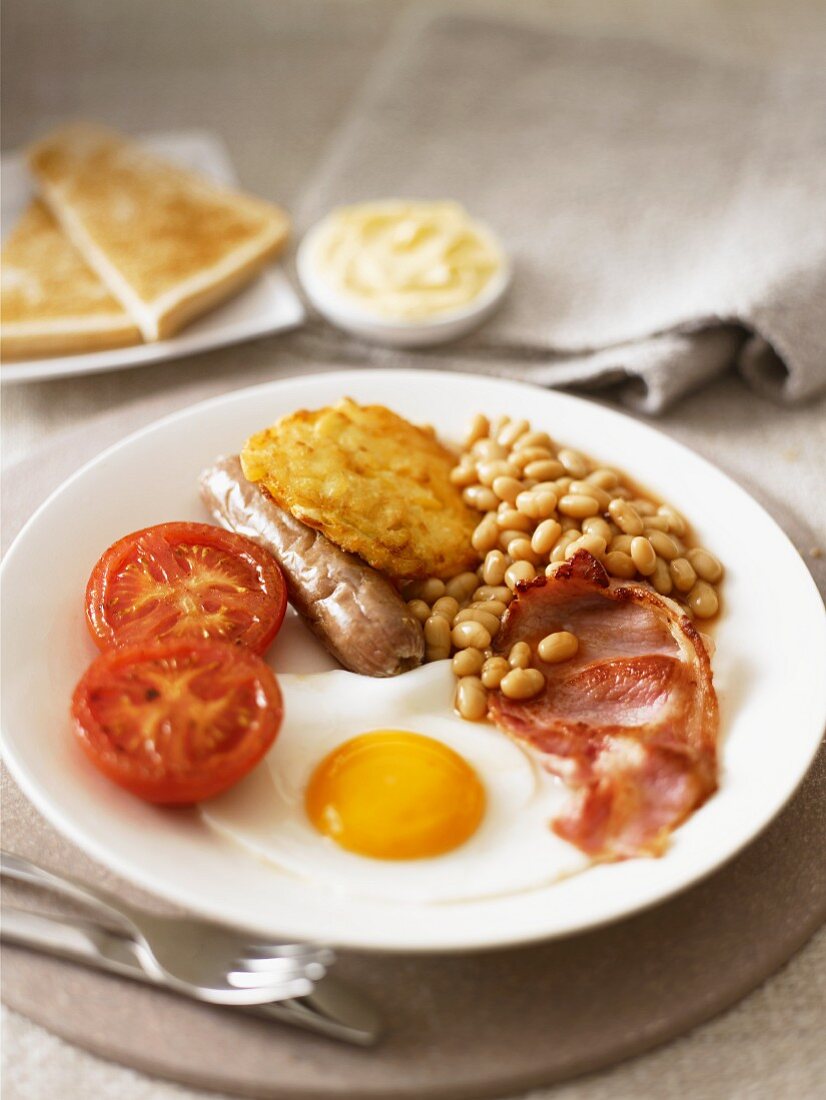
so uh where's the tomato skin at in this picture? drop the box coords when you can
[71,639,283,805]
[85,522,287,655]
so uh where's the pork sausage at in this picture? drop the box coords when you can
[199,456,424,677]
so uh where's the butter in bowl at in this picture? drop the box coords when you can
[297,200,511,346]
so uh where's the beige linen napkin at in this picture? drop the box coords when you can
[295,11,826,412]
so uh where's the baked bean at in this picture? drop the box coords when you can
[560,515,582,533]
[651,557,673,596]
[426,645,450,662]
[499,528,527,552]
[455,676,488,721]
[481,656,511,689]
[489,415,511,439]
[533,490,559,519]
[531,518,563,556]
[492,475,523,505]
[508,641,533,669]
[452,620,492,650]
[550,531,581,562]
[477,460,520,487]
[554,477,574,496]
[452,648,485,677]
[581,516,613,544]
[512,430,554,452]
[537,631,579,663]
[508,537,539,563]
[408,578,446,602]
[630,536,657,576]
[608,499,645,536]
[558,494,599,519]
[515,489,537,516]
[687,580,719,618]
[463,485,498,511]
[431,596,460,622]
[450,462,478,488]
[505,561,536,590]
[687,548,724,584]
[472,438,507,461]
[500,668,545,700]
[511,447,555,470]
[454,608,500,636]
[498,418,530,447]
[496,508,532,532]
[565,533,606,560]
[631,498,657,517]
[473,585,512,603]
[482,550,509,586]
[642,515,670,532]
[604,550,637,578]
[524,458,565,482]
[647,530,681,560]
[445,572,481,603]
[464,413,490,447]
[610,533,634,554]
[471,513,500,553]
[610,486,633,501]
[473,598,507,616]
[669,557,697,593]
[569,481,611,510]
[557,448,589,479]
[406,599,431,623]
[586,468,620,490]
[424,614,451,650]
[658,505,687,538]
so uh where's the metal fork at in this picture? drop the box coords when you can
[1,851,333,1005]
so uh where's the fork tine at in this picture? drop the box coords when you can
[240,947,334,971]
[238,959,329,984]
[227,964,322,990]
[205,975,316,1005]
[229,956,327,984]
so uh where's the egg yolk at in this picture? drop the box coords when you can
[305,731,486,860]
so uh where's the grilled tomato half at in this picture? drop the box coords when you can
[85,522,287,654]
[71,639,283,804]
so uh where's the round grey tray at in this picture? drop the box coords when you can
[2,740,824,1100]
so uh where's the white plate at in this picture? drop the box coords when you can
[0,131,305,384]
[2,370,825,953]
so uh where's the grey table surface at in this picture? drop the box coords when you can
[2,1,825,1098]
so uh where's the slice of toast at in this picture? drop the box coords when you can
[28,123,291,341]
[1,199,141,359]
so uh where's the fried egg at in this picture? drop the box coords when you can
[201,653,589,904]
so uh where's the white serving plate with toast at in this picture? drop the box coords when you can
[0,131,305,385]
[2,370,825,952]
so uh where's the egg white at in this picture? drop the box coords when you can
[201,654,589,904]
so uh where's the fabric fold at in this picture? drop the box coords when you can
[295,11,826,412]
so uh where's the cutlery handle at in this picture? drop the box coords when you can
[2,904,140,976]
[2,905,382,1046]
[1,850,137,935]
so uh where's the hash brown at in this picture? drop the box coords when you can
[240,399,480,579]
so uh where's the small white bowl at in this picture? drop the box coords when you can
[296,218,512,348]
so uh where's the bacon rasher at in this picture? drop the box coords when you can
[489,552,719,859]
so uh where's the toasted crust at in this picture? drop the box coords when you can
[28,122,290,342]
[1,200,141,359]
[240,399,480,579]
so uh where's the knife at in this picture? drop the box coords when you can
[1,905,381,1047]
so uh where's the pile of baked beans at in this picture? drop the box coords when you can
[403,413,724,722]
